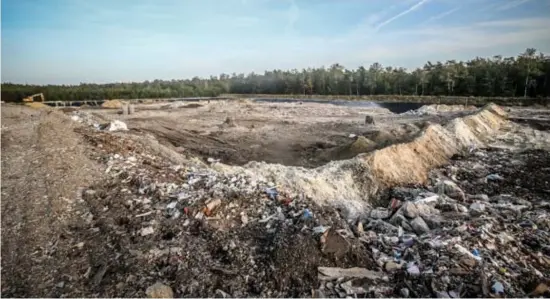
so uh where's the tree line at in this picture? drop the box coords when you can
[2,48,549,102]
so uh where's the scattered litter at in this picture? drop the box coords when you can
[486,173,504,181]
[106,120,129,132]
[318,267,384,281]
[491,281,504,294]
[265,187,278,200]
[140,226,155,236]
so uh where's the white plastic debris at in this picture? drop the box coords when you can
[140,226,155,236]
[106,120,129,132]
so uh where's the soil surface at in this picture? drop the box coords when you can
[88,100,473,168]
[2,101,549,298]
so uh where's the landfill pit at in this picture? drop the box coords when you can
[86,100,478,167]
[1,101,550,298]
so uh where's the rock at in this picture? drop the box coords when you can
[410,217,430,234]
[469,194,489,202]
[146,282,174,298]
[370,207,391,219]
[391,187,423,200]
[321,229,350,258]
[400,288,410,298]
[469,202,486,216]
[437,180,466,201]
[140,226,155,236]
[318,267,384,281]
[364,115,375,125]
[401,202,418,218]
[389,213,410,228]
[106,120,129,132]
[423,215,443,229]
[206,199,222,214]
[384,261,402,272]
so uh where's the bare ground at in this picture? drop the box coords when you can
[2,101,550,297]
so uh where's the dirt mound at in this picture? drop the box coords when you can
[1,106,103,297]
[227,104,510,217]
[407,104,478,115]
[25,102,50,109]
[101,99,125,109]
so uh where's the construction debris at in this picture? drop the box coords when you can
[2,102,550,297]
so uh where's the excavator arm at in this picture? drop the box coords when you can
[22,93,45,102]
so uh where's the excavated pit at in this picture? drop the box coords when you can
[81,100,550,215]
[90,100,477,168]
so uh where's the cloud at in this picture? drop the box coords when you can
[375,0,430,30]
[422,7,460,24]
[496,0,531,11]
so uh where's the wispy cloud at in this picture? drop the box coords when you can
[422,7,460,24]
[497,0,531,11]
[375,0,430,30]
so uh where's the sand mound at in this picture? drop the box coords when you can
[101,99,125,109]
[413,104,477,115]
[221,103,509,217]
[25,102,50,109]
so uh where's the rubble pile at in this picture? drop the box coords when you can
[35,103,548,298]
[312,146,550,298]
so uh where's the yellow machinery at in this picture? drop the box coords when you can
[22,93,45,102]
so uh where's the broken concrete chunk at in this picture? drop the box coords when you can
[370,207,391,219]
[318,267,384,281]
[106,120,129,132]
[364,115,375,125]
[437,180,466,201]
[410,217,430,234]
[401,202,419,218]
[146,282,174,298]
[321,229,350,257]
[140,226,155,236]
[469,202,486,216]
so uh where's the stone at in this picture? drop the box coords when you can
[365,115,375,125]
[389,213,410,228]
[423,215,443,229]
[140,226,155,236]
[469,202,486,216]
[437,180,466,201]
[401,202,418,218]
[370,207,391,219]
[384,261,402,272]
[469,194,489,202]
[410,217,430,234]
[146,282,174,298]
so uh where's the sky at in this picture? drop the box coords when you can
[2,0,550,84]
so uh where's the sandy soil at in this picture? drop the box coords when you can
[87,100,474,167]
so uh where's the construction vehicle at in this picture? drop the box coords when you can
[23,93,45,102]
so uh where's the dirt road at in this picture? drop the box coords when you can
[1,106,102,297]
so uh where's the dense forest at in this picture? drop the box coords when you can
[2,48,550,102]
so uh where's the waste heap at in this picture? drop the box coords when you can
[313,146,550,298]
[55,103,550,298]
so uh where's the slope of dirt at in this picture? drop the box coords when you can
[221,104,550,218]
[1,106,103,297]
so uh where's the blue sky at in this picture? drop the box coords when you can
[2,0,550,84]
